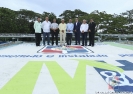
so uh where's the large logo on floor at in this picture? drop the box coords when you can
[38,45,93,54]
[0,60,133,94]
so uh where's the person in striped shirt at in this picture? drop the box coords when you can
[51,19,59,46]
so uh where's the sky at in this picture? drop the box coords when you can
[0,0,133,17]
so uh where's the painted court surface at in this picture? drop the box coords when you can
[0,42,133,94]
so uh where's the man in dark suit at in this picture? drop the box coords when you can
[74,18,81,45]
[88,19,96,47]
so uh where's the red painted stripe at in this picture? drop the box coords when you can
[42,49,62,53]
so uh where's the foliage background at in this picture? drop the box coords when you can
[0,7,133,34]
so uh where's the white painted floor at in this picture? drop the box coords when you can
[0,42,133,94]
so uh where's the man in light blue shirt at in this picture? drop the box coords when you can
[66,19,74,45]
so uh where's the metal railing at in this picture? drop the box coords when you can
[1,33,133,42]
[99,34,133,42]
[0,33,101,42]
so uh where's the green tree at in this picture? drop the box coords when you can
[41,12,56,22]
[0,7,16,33]
[59,9,88,22]
[121,9,133,34]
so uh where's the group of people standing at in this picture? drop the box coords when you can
[34,17,96,47]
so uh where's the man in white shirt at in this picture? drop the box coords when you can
[51,19,59,46]
[66,19,74,45]
[42,17,51,46]
[34,17,42,46]
[80,19,89,46]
